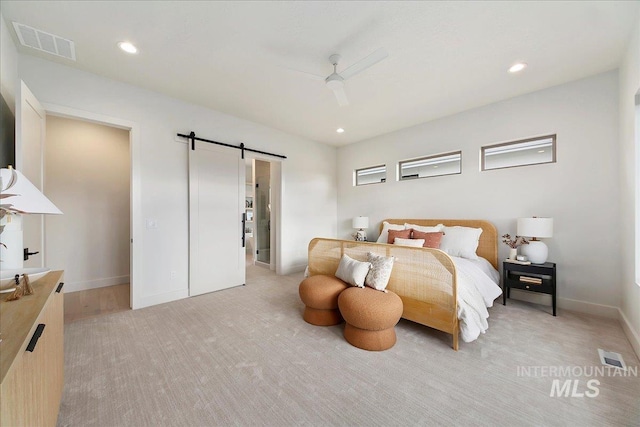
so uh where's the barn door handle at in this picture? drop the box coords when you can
[26,324,46,352]
[56,282,64,293]
[242,213,246,248]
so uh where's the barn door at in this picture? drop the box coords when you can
[189,140,245,296]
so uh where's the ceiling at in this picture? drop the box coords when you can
[1,1,638,146]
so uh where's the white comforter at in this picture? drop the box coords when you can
[451,256,502,343]
[303,256,502,343]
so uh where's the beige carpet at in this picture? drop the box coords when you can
[57,266,640,426]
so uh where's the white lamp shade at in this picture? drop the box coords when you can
[517,217,553,238]
[352,216,369,229]
[1,168,63,214]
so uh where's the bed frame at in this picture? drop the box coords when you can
[307,219,497,350]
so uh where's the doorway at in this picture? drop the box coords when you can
[245,157,280,277]
[254,160,271,267]
[44,115,132,320]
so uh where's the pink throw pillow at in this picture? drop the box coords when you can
[387,228,412,244]
[411,230,444,249]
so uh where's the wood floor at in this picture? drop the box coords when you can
[64,283,130,324]
[62,260,269,324]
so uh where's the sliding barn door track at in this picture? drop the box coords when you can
[177,131,287,159]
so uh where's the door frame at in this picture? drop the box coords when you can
[41,102,141,309]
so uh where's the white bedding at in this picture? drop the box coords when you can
[451,256,502,343]
[303,255,502,344]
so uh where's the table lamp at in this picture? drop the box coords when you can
[1,167,63,270]
[352,216,369,241]
[517,217,553,264]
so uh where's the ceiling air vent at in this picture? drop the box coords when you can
[12,22,76,61]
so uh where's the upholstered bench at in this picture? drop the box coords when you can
[299,275,349,326]
[338,287,403,351]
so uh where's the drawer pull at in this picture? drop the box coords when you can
[26,324,46,352]
[56,282,64,293]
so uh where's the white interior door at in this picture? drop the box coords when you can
[189,141,245,296]
[16,81,46,268]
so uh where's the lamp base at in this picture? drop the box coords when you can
[520,240,548,264]
[353,229,367,241]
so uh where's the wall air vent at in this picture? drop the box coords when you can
[12,22,76,61]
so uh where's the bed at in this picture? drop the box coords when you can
[307,219,501,350]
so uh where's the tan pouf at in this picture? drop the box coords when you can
[299,275,349,326]
[338,287,403,351]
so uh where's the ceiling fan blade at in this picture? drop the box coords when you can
[340,48,388,80]
[281,66,325,81]
[331,85,349,106]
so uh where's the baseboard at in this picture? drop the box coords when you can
[65,275,130,293]
[135,289,188,309]
[557,297,620,318]
[619,308,640,360]
[508,290,619,318]
[279,263,307,276]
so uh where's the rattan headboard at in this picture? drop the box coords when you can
[380,219,498,269]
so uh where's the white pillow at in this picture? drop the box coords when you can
[365,252,395,291]
[439,226,483,260]
[393,237,425,247]
[335,254,371,288]
[376,221,405,243]
[404,223,444,233]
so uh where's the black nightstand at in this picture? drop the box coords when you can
[502,261,556,316]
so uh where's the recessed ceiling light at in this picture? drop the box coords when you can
[508,62,527,73]
[336,128,345,133]
[538,150,545,153]
[118,41,138,54]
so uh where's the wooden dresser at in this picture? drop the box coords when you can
[0,271,64,426]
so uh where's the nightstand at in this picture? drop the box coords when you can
[502,261,556,316]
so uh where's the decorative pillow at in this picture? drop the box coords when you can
[376,221,406,243]
[393,237,425,247]
[404,223,444,233]
[411,230,444,249]
[335,254,371,288]
[365,252,395,291]
[387,228,412,244]
[439,226,483,260]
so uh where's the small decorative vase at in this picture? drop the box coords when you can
[509,248,518,260]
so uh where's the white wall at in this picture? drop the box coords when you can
[338,71,621,315]
[45,115,130,293]
[0,14,17,112]
[18,54,337,308]
[618,13,640,356]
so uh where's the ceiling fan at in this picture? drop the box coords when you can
[293,48,388,106]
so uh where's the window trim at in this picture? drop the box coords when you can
[398,150,462,181]
[480,134,557,171]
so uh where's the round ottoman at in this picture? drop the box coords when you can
[338,287,403,351]
[299,275,349,326]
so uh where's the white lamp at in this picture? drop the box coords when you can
[352,216,369,241]
[517,217,553,264]
[1,167,63,270]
